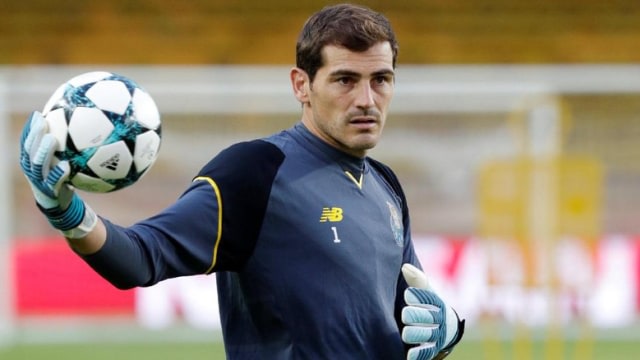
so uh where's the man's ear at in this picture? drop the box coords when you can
[290,67,310,104]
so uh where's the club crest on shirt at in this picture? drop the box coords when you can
[387,201,403,247]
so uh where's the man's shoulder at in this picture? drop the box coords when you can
[198,139,285,179]
[224,139,283,159]
[367,157,397,180]
[367,157,406,200]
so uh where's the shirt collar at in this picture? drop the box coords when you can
[292,122,366,175]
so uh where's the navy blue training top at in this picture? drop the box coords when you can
[82,122,421,359]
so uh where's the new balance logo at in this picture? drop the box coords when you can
[319,207,343,222]
[100,153,121,171]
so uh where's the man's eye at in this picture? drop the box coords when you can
[374,76,390,84]
[337,77,352,85]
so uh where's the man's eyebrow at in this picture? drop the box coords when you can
[328,69,395,78]
[372,69,395,78]
[328,69,360,78]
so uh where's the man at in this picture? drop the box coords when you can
[20,3,464,359]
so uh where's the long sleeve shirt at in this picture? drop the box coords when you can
[82,122,421,359]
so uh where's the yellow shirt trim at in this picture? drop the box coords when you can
[345,171,363,189]
[193,176,223,273]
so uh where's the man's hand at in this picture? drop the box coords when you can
[20,111,97,238]
[401,264,465,360]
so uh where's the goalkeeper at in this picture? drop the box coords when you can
[19,3,464,359]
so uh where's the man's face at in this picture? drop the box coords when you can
[292,42,395,158]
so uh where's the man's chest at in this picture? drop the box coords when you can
[256,165,405,274]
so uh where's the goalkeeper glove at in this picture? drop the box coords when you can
[401,263,465,360]
[19,111,97,238]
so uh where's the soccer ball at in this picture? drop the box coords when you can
[42,71,162,193]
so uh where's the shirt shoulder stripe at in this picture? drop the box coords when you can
[193,176,223,273]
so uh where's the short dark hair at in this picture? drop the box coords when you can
[296,3,399,82]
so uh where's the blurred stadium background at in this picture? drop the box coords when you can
[2,1,640,359]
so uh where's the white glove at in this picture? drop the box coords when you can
[19,111,97,238]
[401,264,465,360]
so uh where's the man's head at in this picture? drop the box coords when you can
[291,4,398,158]
[296,3,399,82]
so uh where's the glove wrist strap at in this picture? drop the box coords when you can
[61,204,98,239]
[39,194,87,231]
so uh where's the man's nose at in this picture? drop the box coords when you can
[355,82,375,109]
